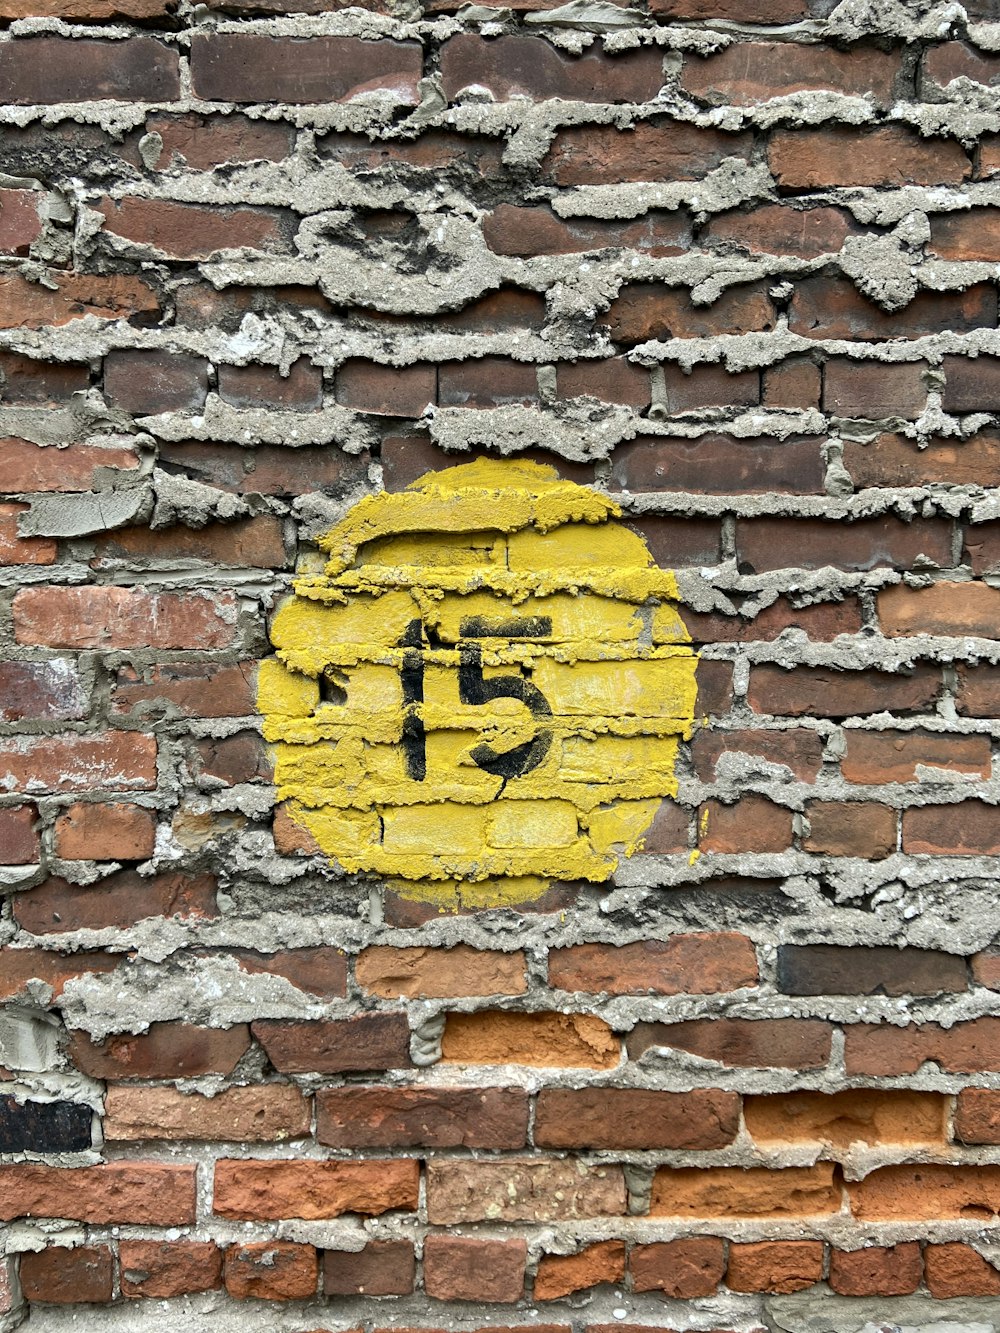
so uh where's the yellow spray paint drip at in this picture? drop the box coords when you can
[258,458,698,902]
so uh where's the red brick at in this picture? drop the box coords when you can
[424,1236,526,1303]
[659,362,760,412]
[0,661,86,722]
[483,205,688,257]
[955,1088,1000,1144]
[790,277,995,340]
[705,204,857,259]
[687,598,862,645]
[654,0,804,14]
[0,271,159,330]
[217,360,322,411]
[778,945,966,996]
[111,662,256,718]
[844,1017,1000,1075]
[317,129,504,176]
[105,1084,311,1142]
[630,1237,725,1297]
[441,1011,618,1069]
[441,35,663,103]
[19,1246,113,1304]
[323,1241,415,1297]
[223,947,345,999]
[191,732,270,786]
[748,664,941,717]
[737,515,951,573]
[699,795,793,853]
[845,730,989,785]
[610,435,824,494]
[943,355,1000,412]
[534,1242,625,1301]
[557,358,649,408]
[0,948,119,1001]
[317,1086,527,1148]
[356,945,525,998]
[829,1244,922,1296]
[544,122,752,186]
[770,127,970,189]
[726,1241,825,1294]
[336,361,436,416]
[0,503,55,565]
[881,581,1000,639]
[925,1243,1000,1297]
[93,517,287,569]
[802,803,897,859]
[824,359,927,419]
[0,353,88,404]
[190,35,422,105]
[929,208,1000,261]
[0,189,41,254]
[0,805,39,864]
[0,438,140,493]
[603,280,775,343]
[684,42,896,106]
[691,728,824,781]
[104,349,209,414]
[253,1015,412,1073]
[959,664,1000,716]
[638,800,689,853]
[903,801,1000,854]
[745,1089,947,1147]
[0,1163,196,1224]
[0,732,158,794]
[1,37,180,104]
[54,803,156,861]
[533,1087,740,1150]
[764,357,822,408]
[627,1017,833,1068]
[70,1023,249,1080]
[845,431,1000,487]
[138,111,294,170]
[848,1164,1000,1220]
[213,1158,419,1219]
[120,1241,223,1299]
[925,40,1000,90]
[14,870,216,934]
[438,358,538,407]
[974,953,1000,989]
[99,197,293,260]
[224,1243,318,1300]
[549,933,757,995]
[14,586,236,649]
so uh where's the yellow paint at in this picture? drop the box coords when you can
[258,458,698,900]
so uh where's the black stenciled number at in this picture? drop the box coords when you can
[395,615,554,781]
[458,615,554,779]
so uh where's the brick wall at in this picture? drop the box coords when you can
[4,0,1000,1329]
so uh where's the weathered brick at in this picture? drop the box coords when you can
[824,359,928,419]
[845,431,1000,486]
[0,661,86,722]
[843,729,991,783]
[544,122,752,186]
[104,1084,311,1142]
[441,35,663,103]
[356,945,526,998]
[770,127,970,188]
[136,112,294,170]
[54,803,156,861]
[848,1165,1000,1220]
[603,280,775,343]
[790,276,995,339]
[684,42,896,106]
[745,1090,947,1147]
[190,35,422,105]
[958,664,1000,716]
[0,353,88,404]
[699,795,794,853]
[323,1241,415,1297]
[627,1017,833,1069]
[748,664,941,717]
[685,598,862,644]
[778,944,965,995]
[120,1241,223,1299]
[924,1243,1000,1297]
[690,728,824,781]
[104,350,209,414]
[925,40,1000,90]
[0,1163,196,1224]
[441,1012,619,1068]
[881,581,1000,638]
[556,358,650,408]
[426,1159,626,1224]
[94,517,286,569]
[0,804,39,864]
[764,357,822,408]
[483,206,688,257]
[0,271,159,330]
[943,355,1000,412]
[0,733,158,794]
[829,1244,923,1296]
[14,586,236,649]
[534,1241,625,1301]
[904,801,1000,854]
[630,1237,725,1298]
[336,361,436,415]
[438,358,539,407]
[224,1242,318,1300]
[956,1089,1000,1144]
[217,361,322,411]
[649,1163,841,1217]
[424,1236,527,1303]
[844,1017,1000,1075]
[737,515,952,572]
[0,948,119,1001]
[0,503,55,565]
[1,37,180,104]
[802,803,897,859]
[705,204,857,259]
[654,0,805,14]
[70,1023,249,1080]
[99,198,294,260]
[548,933,757,995]
[0,438,140,493]
[610,435,824,495]
[533,1087,740,1150]
[317,1086,528,1148]
[252,1015,412,1073]
[213,1159,419,1219]
[0,1098,91,1153]
[19,1247,113,1304]
[14,870,216,934]
[0,189,41,254]
[725,1241,824,1294]
[110,662,257,719]
[623,516,721,567]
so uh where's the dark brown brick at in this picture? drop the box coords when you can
[1,37,179,104]
[627,1017,833,1068]
[323,1241,415,1296]
[610,435,824,495]
[440,35,663,103]
[777,945,967,996]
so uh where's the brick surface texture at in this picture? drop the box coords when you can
[3,1,1000,1330]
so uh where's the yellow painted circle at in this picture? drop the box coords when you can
[258,458,697,902]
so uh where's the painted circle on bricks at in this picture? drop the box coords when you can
[258,458,698,906]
